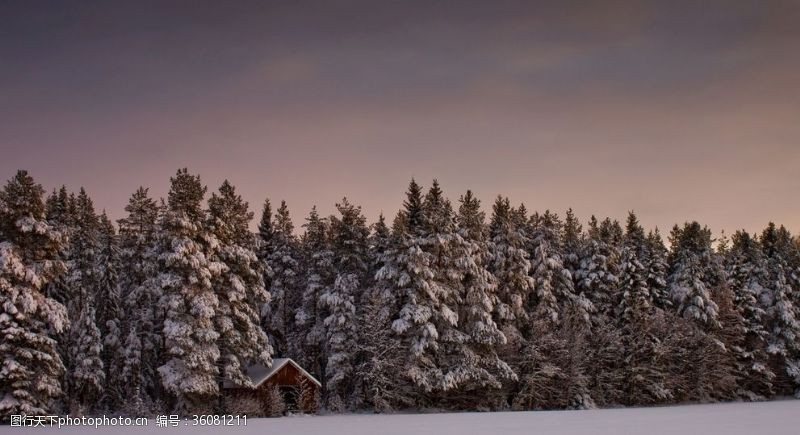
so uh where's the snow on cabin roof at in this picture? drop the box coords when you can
[223,358,321,389]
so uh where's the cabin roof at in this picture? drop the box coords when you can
[223,358,322,389]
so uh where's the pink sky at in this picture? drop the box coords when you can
[2,1,799,235]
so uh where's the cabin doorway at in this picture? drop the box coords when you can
[279,386,299,412]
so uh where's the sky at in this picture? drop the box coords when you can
[2,0,799,236]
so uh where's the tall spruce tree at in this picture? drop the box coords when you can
[646,228,671,310]
[761,223,800,396]
[450,191,515,407]
[65,188,105,414]
[117,187,161,410]
[321,198,369,410]
[562,208,583,277]
[156,169,223,414]
[668,222,721,329]
[528,210,584,326]
[207,181,272,391]
[576,216,618,326]
[262,201,302,359]
[377,180,458,401]
[96,212,125,410]
[256,198,275,292]
[488,196,534,343]
[724,230,774,399]
[615,241,671,405]
[44,186,73,305]
[0,171,69,419]
[354,213,408,411]
[296,207,334,386]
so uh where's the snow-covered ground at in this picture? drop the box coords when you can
[8,400,798,434]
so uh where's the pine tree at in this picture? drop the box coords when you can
[45,186,73,231]
[761,223,800,396]
[668,222,721,329]
[562,208,583,277]
[377,180,459,400]
[517,210,593,410]
[724,230,774,399]
[256,199,275,314]
[0,171,69,418]
[262,200,302,359]
[402,179,424,230]
[65,188,105,414]
[156,169,223,414]
[352,213,403,411]
[401,180,480,397]
[68,304,105,414]
[528,211,583,327]
[44,186,73,304]
[96,212,126,410]
[575,216,618,326]
[646,228,671,310]
[354,279,408,412]
[449,190,515,407]
[117,187,161,409]
[321,198,369,410]
[712,282,758,401]
[513,305,596,411]
[615,243,671,405]
[296,207,334,386]
[369,213,391,275]
[488,196,534,344]
[207,181,272,390]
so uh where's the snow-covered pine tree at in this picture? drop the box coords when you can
[262,200,302,359]
[117,187,161,410]
[562,208,583,278]
[353,212,408,411]
[155,169,223,414]
[369,213,391,276]
[96,212,126,410]
[376,180,457,402]
[601,217,624,249]
[255,199,275,322]
[623,212,648,258]
[65,188,105,414]
[667,222,721,330]
[355,271,407,412]
[488,196,534,344]
[646,228,671,310]
[760,223,800,397]
[44,186,74,305]
[512,303,598,411]
[583,213,652,408]
[68,304,105,415]
[516,210,594,410]
[206,181,272,392]
[528,210,586,327]
[321,197,369,410]
[615,242,671,405]
[449,190,515,408]
[45,186,73,230]
[711,280,755,402]
[723,230,774,399]
[575,216,618,326]
[0,171,69,419]
[296,206,334,387]
[407,180,471,398]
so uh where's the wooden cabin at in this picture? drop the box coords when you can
[223,358,321,414]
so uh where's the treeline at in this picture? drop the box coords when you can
[1,169,799,419]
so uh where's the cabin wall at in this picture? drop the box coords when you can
[226,364,319,414]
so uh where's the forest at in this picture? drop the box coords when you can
[1,168,798,419]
